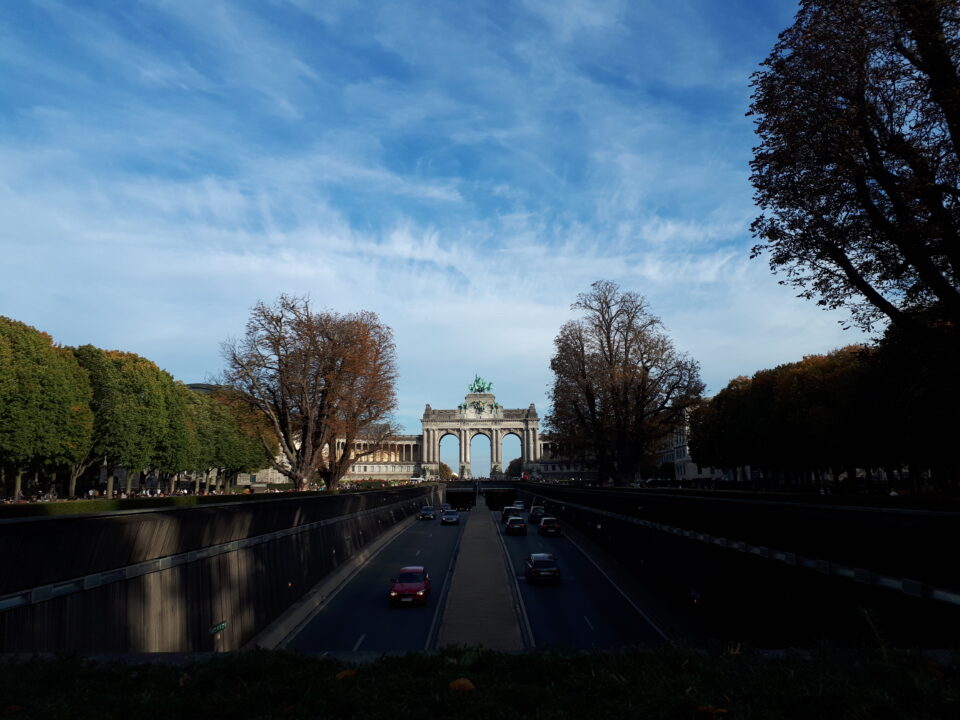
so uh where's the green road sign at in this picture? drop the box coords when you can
[210,621,227,635]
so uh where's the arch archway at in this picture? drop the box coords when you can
[438,431,461,479]
[500,431,522,477]
[470,430,492,478]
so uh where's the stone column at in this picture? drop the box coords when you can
[530,427,539,462]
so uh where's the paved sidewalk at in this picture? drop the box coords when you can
[436,502,524,650]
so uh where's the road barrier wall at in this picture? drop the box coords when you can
[0,487,439,652]
[518,484,960,646]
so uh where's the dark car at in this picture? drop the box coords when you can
[502,506,523,522]
[440,509,460,525]
[440,503,452,511]
[528,506,547,525]
[524,553,560,583]
[505,516,527,535]
[538,517,561,536]
[418,505,436,520]
[389,566,431,605]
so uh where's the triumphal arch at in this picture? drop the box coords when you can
[419,376,540,478]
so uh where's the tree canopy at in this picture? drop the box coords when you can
[750,0,960,338]
[0,318,272,499]
[546,281,704,486]
[221,294,399,491]
[0,317,93,498]
[689,339,960,492]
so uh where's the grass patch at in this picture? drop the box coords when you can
[0,646,956,719]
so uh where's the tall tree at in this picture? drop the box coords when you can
[546,281,704,486]
[222,295,398,491]
[750,0,960,338]
[74,346,167,498]
[207,388,275,492]
[0,318,92,499]
[151,380,199,495]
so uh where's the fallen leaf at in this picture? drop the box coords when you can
[178,673,191,687]
[448,677,476,692]
[694,706,728,718]
[335,669,357,680]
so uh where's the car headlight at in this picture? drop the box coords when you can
[416,590,425,595]
[390,591,398,596]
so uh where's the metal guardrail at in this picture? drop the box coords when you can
[544,498,960,607]
[0,496,426,613]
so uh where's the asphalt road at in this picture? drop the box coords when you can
[495,511,671,650]
[289,513,465,653]
[288,505,670,654]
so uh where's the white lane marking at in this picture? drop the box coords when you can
[415,549,421,556]
[352,634,366,651]
[563,533,673,645]
[583,615,594,631]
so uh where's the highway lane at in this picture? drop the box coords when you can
[495,511,670,650]
[289,512,466,653]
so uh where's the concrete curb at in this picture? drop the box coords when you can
[244,515,418,650]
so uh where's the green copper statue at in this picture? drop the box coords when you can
[468,375,493,393]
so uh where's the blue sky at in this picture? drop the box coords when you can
[0,0,867,475]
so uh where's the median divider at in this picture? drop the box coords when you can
[436,498,524,651]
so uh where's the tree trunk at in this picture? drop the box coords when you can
[13,469,23,501]
[125,470,134,497]
[106,469,115,499]
[194,471,201,495]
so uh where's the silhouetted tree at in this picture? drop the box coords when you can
[750,0,960,339]
[546,281,704,486]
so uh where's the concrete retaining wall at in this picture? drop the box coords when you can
[0,487,438,652]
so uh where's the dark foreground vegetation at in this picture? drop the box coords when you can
[0,646,956,720]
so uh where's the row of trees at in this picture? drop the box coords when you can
[545,281,705,486]
[689,323,960,491]
[0,316,270,500]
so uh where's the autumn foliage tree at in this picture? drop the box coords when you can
[750,0,960,340]
[221,295,398,491]
[546,281,704,486]
[689,342,960,492]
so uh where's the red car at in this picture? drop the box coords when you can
[389,565,431,605]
